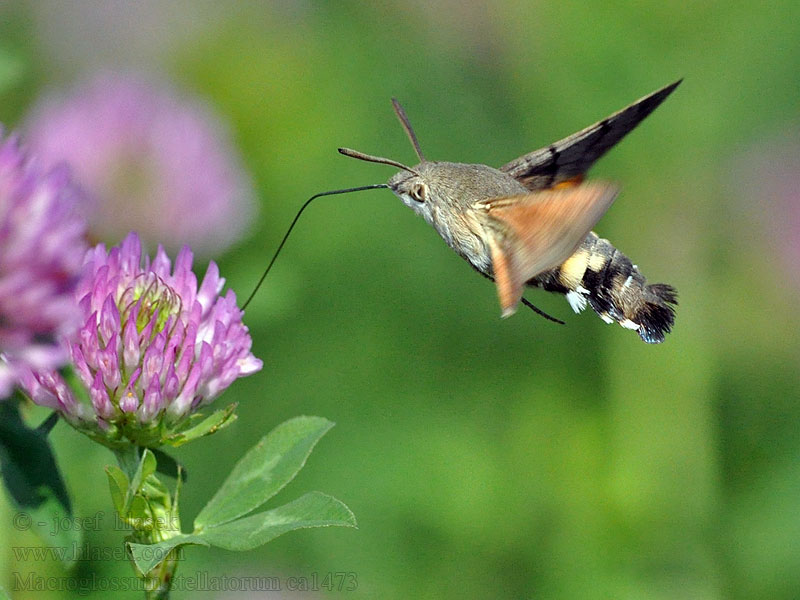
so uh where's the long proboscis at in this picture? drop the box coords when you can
[241,184,389,310]
[241,184,563,326]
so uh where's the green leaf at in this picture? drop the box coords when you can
[0,399,79,568]
[128,534,209,575]
[0,583,10,600]
[0,400,71,511]
[134,449,158,487]
[105,466,129,517]
[37,412,59,436]
[140,471,171,506]
[127,495,153,531]
[112,444,143,481]
[22,488,82,570]
[196,491,356,551]
[195,416,334,529]
[165,403,238,447]
[125,448,157,514]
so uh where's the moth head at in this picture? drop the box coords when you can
[338,98,434,216]
[387,168,434,216]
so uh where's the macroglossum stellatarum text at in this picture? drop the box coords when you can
[338,81,680,343]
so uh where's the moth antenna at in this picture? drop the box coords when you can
[391,98,426,162]
[338,147,421,176]
[242,183,389,310]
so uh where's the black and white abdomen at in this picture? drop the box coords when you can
[530,232,677,343]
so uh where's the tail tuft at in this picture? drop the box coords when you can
[635,283,678,344]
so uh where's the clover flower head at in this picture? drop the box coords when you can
[0,130,87,398]
[21,232,262,446]
[25,72,256,256]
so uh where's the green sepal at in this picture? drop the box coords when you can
[195,416,334,529]
[164,403,238,447]
[196,491,356,551]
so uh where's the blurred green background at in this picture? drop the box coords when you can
[1,1,799,598]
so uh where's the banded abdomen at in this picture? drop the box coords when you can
[530,232,677,343]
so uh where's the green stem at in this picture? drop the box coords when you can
[143,547,180,600]
[113,446,182,600]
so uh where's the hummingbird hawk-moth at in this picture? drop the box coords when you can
[338,81,680,343]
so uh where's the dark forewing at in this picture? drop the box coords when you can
[500,80,681,190]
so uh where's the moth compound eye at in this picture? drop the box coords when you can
[410,183,427,203]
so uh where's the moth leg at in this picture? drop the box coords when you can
[520,297,565,325]
[475,267,566,325]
